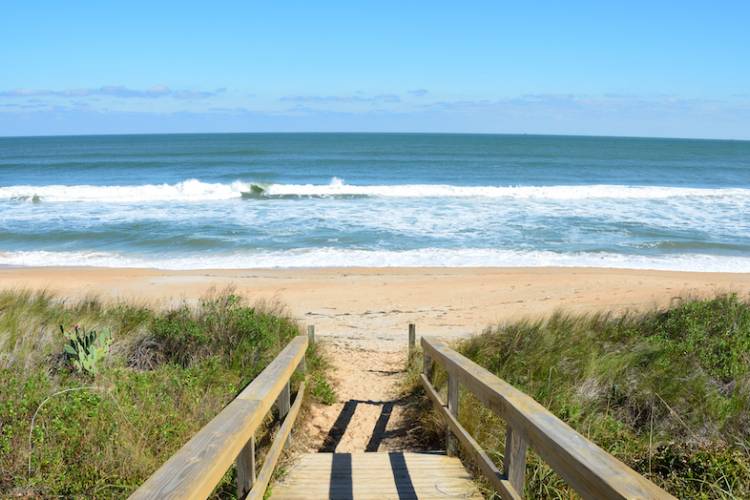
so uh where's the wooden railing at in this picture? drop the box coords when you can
[130,331,312,500]
[420,336,675,500]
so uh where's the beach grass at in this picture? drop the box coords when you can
[0,288,331,498]
[408,293,750,499]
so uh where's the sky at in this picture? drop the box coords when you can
[1,1,749,139]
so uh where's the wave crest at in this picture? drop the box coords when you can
[261,179,750,199]
[1,177,748,203]
[0,179,248,203]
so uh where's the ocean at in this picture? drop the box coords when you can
[0,133,749,271]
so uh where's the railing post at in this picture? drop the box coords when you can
[446,372,459,456]
[276,380,291,449]
[297,332,308,375]
[408,323,416,361]
[277,381,291,419]
[298,327,313,377]
[236,436,256,498]
[307,324,315,346]
[423,350,433,382]
[504,426,528,496]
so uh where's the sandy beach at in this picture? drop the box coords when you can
[2,266,749,349]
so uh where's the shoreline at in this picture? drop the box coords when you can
[3,252,750,273]
[3,263,750,273]
[2,266,749,349]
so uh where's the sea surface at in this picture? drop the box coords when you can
[1,133,749,271]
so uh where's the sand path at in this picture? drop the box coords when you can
[300,339,420,453]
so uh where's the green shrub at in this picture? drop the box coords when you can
[309,372,336,405]
[61,324,112,375]
[149,306,208,366]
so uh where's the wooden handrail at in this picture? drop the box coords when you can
[421,336,675,500]
[130,335,308,500]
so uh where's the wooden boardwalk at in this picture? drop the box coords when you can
[130,327,675,500]
[271,452,482,500]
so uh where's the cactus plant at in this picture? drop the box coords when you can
[61,324,111,375]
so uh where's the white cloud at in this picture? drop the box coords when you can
[279,93,401,104]
[0,86,225,99]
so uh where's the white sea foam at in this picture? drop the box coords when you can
[1,177,749,202]
[264,179,750,200]
[0,179,248,203]
[2,248,750,272]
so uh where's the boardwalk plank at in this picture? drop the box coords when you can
[271,452,483,500]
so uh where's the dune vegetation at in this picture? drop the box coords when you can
[0,288,333,498]
[411,294,750,499]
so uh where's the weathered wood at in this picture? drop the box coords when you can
[446,372,459,457]
[297,330,307,374]
[271,452,482,499]
[247,382,305,500]
[421,337,675,500]
[504,427,528,497]
[130,335,308,500]
[237,336,307,405]
[276,380,291,419]
[276,380,291,449]
[423,350,433,381]
[408,323,416,359]
[236,435,256,498]
[307,324,315,345]
[421,374,521,500]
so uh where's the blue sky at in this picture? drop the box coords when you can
[1,1,749,138]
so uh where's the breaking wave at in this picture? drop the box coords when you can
[2,177,749,203]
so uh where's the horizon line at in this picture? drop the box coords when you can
[2,130,749,143]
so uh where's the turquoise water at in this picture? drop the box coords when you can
[0,133,749,270]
